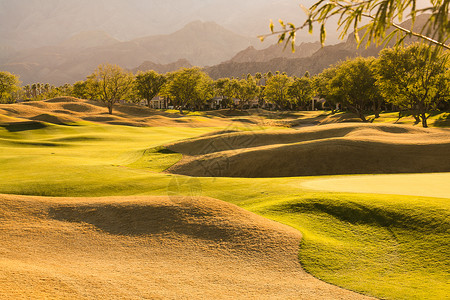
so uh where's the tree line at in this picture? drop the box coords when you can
[1,43,449,127]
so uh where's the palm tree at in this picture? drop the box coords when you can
[255,72,262,86]
[31,83,37,99]
[43,83,50,99]
[23,85,31,98]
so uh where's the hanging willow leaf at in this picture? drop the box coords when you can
[320,24,326,46]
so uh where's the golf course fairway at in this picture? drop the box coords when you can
[0,99,449,299]
[301,173,450,198]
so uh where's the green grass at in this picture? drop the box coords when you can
[368,111,450,127]
[0,121,448,299]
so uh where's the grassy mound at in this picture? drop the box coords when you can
[167,123,450,177]
[0,120,448,299]
[0,98,259,127]
[0,194,369,299]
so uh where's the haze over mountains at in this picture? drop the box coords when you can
[205,14,433,79]
[1,20,262,85]
[0,0,319,49]
[0,0,434,86]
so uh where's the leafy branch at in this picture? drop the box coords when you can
[259,0,450,51]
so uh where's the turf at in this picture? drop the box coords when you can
[166,123,450,177]
[2,194,370,299]
[302,173,450,198]
[0,118,449,299]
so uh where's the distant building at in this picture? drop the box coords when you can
[148,96,170,109]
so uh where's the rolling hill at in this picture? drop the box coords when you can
[0,194,372,299]
[0,96,449,299]
[166,123,450,177]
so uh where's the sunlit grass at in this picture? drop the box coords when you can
[0,121,448,299]
[368,111,450,127]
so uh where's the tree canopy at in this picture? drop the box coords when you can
[288,76,314,110]
[329,57,382,121]
[0,71,20,104]
[86,64,134,114]
[376,43,449,127]
[135,71,166,107]
[264,74,293,110]
[161,68,213,113]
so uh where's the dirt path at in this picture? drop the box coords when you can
[0,194,373,299]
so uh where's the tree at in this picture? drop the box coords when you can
[0,71,20,103]
[135,70,166,108]
[234,76,259,110]
[214,78,234,108]
[264,73,293,110]
[255,72,263,85]
[312,67,342,113]
[86,64,134,114]
[263,0,450,50]
[376,43,449,127]
[328,57,382,122]
[161,68,213,113]
[23,84,31,99]
[288,76,314,110]
[72,81,91,99]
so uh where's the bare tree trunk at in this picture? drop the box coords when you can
[420,113,428,128]
[350,104,367,122]
[373,103,381,118]
[359,111,367,122]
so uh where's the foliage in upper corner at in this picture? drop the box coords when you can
[260,0,450,50]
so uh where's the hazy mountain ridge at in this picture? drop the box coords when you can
[1,14,432,86]
[59,31,121,49]
[133,59,193,74]
[229,42,322,63]
[0,0,317,50]
[130,21,256,66]
[205,15,432,79]
[0,21,255,85]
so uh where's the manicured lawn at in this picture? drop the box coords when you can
[0,121,448,299]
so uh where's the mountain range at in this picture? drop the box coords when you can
[205,14,432,79]
[0,21,256,85]
[0,0,319,50]
[1,14,432,86]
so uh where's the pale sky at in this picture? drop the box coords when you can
[0,0,434,49]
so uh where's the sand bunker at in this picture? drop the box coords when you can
[0,194,370,299]
[167,123,450,177]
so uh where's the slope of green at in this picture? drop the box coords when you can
[0,121,449,299]
[368,111,450,127]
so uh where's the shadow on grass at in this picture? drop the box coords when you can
[48,204,236,240]
[433,113,450,127]
[277,199,446,233]
[0,121,48,132]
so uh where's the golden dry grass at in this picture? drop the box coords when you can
[167,123,450,177]
[0,194,371,299]
[0,97,239,128]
